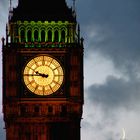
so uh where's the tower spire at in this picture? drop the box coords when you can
[10,0,12,10]
[72,0,76,18]
[73,0,76,11]
[9,0,13,21]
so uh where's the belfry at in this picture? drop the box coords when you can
[2,0,84,140]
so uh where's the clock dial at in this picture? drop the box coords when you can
[23,55,64,96]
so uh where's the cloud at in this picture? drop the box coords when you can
[87,75,140,112]
[78,0,140,24]
[0,0,18,37]
[78,0,140,77]
[81,0,140,115]
[83,73,140,139]
[82,100,140,140]
[0,1,9,39]
[86,23,140,77]
[0,117,5,140]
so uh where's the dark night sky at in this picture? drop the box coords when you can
[0,0,140,139]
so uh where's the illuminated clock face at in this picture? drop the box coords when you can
[23,55,64,96]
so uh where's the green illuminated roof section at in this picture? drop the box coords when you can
[9,21,79,47]
[5,0,84,48]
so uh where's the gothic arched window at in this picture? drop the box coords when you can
[20,30,25,42]
[61,30,65,42]
[27,30,32,42]
[41,30,45,42]
[34,30,38,41]
[48,30,52,42]
[54,30,59,42]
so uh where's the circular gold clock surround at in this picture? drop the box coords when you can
[23,55,64,96]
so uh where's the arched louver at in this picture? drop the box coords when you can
[41,30,45,42]
[20,30,25,42]
[34,30,38,42]
[61,30,65,42]
[48,30,52,42]
[54,30,59,42]
[27,30,32,42]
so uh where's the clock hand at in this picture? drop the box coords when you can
[24,74,42,76]
[35,71,49,78]
[24,72,49,77]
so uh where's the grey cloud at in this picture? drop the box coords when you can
[87,75,140,111]
[82,117,119,140]
[0,117,5,140]
[84,74,140,140]
[0,0,9,39]
[0,0,8,7]
[78,0,140,25]
[87,24,140,77]
[83,0,140,115]
[78,0,140,76]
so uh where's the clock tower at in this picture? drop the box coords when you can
[2,0,84,140]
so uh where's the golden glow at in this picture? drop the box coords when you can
[23,55,64,95]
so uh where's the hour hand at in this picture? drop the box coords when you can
[35,71,49,78]
[24,74,40,76]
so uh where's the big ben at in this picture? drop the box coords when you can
[2,0,84,140]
